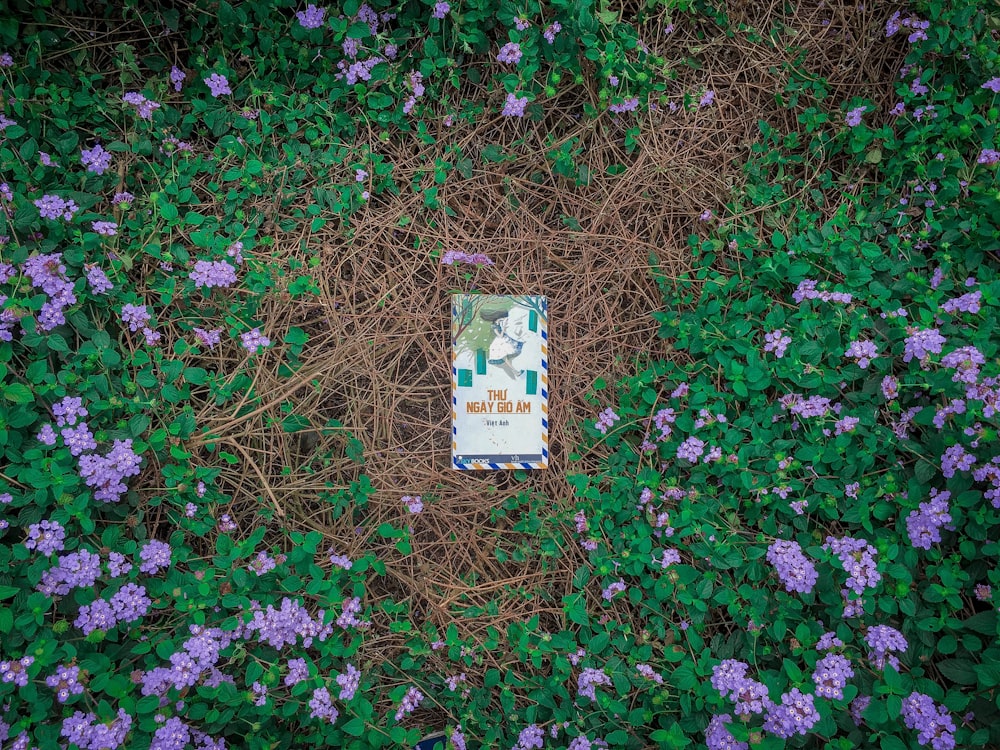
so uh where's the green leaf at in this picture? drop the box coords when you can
[347,21,371,38]
[3,384,33,403]
[0,586,19,600]
[936,658,978,685]
[342,718,366,736]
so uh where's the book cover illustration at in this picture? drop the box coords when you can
[451,294,548,470]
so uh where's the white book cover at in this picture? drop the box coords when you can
[451,295,548,470]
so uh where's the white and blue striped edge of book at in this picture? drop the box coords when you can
[414,733,447,750]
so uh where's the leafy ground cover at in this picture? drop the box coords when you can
[0,1,998,749]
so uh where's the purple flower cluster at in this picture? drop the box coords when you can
[75,583,151,634]
[329,549,353,569]
[61,709,132,750]
[577,667,612,701]
[78,439,143,503]
[844,340,878,368]
[979,149,1000,166]
[138,539,171,574]
[46,664,85,703]
[656,548,681,568]
[170,66,185,91]
[903,327,946,363]
[37,548,102,596]
[609,97,640,114]
[121,303,151,332]
[515,724,544,750]
[25,519,66,556]
[845,105,867,128]
[792,279,852,305]
[940,346,984,384]
[763,329,791,358]
[653,407,676,439]
[1,655,33,687]
[824,535,880,595]
[204,73,232,97]
[81,144,112,175]
[245,597,334,649]
[309,686,339,723]
[122,92,160,120]
[403,71,425,114]
[677,436,705,462]
[296,4,327,28]
[762,689,820,738]
[816,631,844,651]
[902,692,956,750]
[193,327,222,349]
[636,663,664,684]
[34,194,79,221]
[402,495,423,513]
[544,21,561,43]
[812,653,854,699]
[502,92,529,117]
[493,42,523,67]
[595,407,620,434]
[86,265,114,294]
[441,250,494,265]
[906,488,952,549]
[241,327,271,353]
[336,663,361,700]
[285,657,309,686]
[941,443,974,478]
[865,624,907,670]
[704,714,748,750]
[190,260,238,290]
[886,11,930,43]
[711,660,771,715]
[395,686,424,721]
[602,579,625,600]
[766,539,818,594]
[247,550,278,576]
[782,393,833,418]
[92,220,118,236]
[432,2,450,19]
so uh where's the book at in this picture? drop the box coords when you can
[451,294,548,470]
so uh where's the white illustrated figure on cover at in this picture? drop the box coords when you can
[482,307,527,380]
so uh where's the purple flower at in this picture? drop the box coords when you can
[394,686,424,721]
[336,663,361,700]
[903,327,946,363]
[812,653,854,699]
[81,144,112,175]
[190,260,237,290]
[61,709,132,750]
[845,105,867,127]
[110,582,151,623]
[46,664,84,703]
[37,424,57,445]
[543,21,561,44]
[602,579,626,600]
[139,539,172,574]
[763,329,791,358]
[402,494,423,513]
[699,90,716,107]
[705,714,747,750]
[75,598,117,634]
[881,375,899,400]
[61,423,97,457]
[113,191,135,208]
[514,17,531,31]
[906,488,952,550]
[902,692,956,749]
[977,149,1000,166]
[92,221,118,236]
[636,663,664,684]
[121,304,151,332]
[204,73,232,97]
[609,97,639,113]
[309,687,339,723]
[816,631,844,651]
[34,194,79,221]
[170,66,186,91]
[711,660,771,715]
[0,53,12,67]
[108,551,132,577]
[595,407,620,434]
[441,250,493,265]
[247,550,278,576]
[983,77,1000,93]
[122,92,161,120]
[766,539,818,594]
[763,689,820,738]
[432,2,450,19]
[502,92,529,117]
[865,624,907,670]
[677,436,705,462]
[25,519,66,556]
[515,725,544,750]
[193,327,222,349]
[86,266,114,294]
[240,327,271,353]
[577,667,612,701]
[497,42,523,65]
[297,4,327,29]
[834,415,860,435]
[285,658,309,686]
[656,548,681,568]
[844,339,878,368]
